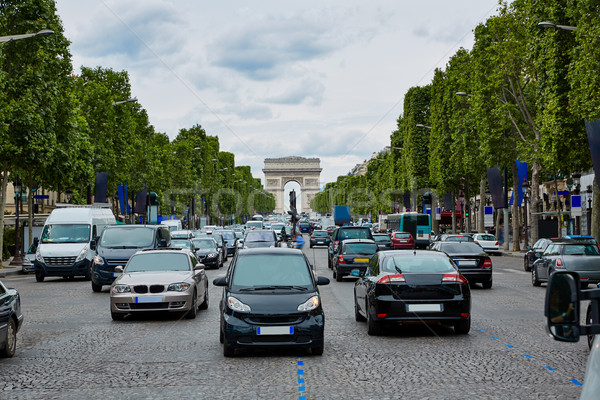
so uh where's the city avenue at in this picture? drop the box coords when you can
[0,244,588,399]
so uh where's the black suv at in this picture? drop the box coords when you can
[328,226,374,269]
[91,225,171,292]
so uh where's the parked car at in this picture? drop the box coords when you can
[472,233,499,255]
[353,250,471,335]
[390,232,415,249]
[21,242,37,274]
[309,230,331,248]
[213,248,330,356]
[0,279,23,357]
[243,229,279,249]
[192,237,222,269]
[328,226,374,269]
[564,235,599,246]
[110,249,208,320]
[332,239,378,282]
[430,241,493,288]
[372,233,393,250]
[91,225,172,292]
[532,241,600,288]
[524,238,562,272]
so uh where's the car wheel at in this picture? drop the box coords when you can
[454,316,471,334]
[223,336,235,357]
[311,345,324,356]
[367,303,382,336]
[587,305,595,350]
[186,292,198,319]
[482,278,492,289]
[35,269,45,282]
[335,270,343,282]
[327,257,332,269]
[0,318,17,358]
[219,327,224,344]
[581,282,589,289]
[111,312,125,321]
[524,257,530,272]
[532,266,541,287]
[355,296,366,322]
[199,284,209,310]
[309,244,313,248]
[91,282,102,293]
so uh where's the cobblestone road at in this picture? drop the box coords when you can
[0,244,588,399]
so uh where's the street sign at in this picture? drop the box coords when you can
[435,207,441,221]
[484,206,494,227]
[34,195,49,199]
[571,195,582,217]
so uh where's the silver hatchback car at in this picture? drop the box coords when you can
[110,249,208,320]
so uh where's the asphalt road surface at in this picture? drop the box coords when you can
[0,241,589,399]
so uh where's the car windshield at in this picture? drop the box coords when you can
[245,231,275,242]
[271,224,285,230]
[170,240,192,249]
[220,231,235,240]
[563,244,600,255]
[373,235,389,242]
[235,232,244,239]
[41,224,90,244]
[231,254,313,289]
[126,253,190,272]
[313,231,328,237]
[100,227,154,248]
[383,255,456,274]
[343,243,377,254]
[439,242,483,253]
[192,239,216,249]
[339,229,370,240]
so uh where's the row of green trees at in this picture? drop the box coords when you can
[312,0,600,250]
[0,0,274,254]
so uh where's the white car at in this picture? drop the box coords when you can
[472,233,499,254]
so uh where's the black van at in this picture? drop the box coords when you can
[90,225,171,292]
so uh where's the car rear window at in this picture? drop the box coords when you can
[313,231,329,237]
[343,243,377,254]
[373,235,390,242]
[445,236,474,242]
[383,256,455,274]
[478,235,496,241]
[439,242,483,253]
[339,228,371,240]
[231,254,313,288]
[395,233,412,239]
[245,231,275,242]
[563,244,600,255]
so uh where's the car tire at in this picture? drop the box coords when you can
[532,266,541,287]
[454,316,471,334]
[482,278,492,289]
[335,270,343,282]
[186,292,198,319]
[581,282,589,289]
[355,297,366,322]
[91,282,102,293]
[223,337,235,357]
[309,244,313,248]
[0,318,17,358]
[111,312,125,321]
[367,304,382,336]
[327,257,332,269]
[311,345,324,356]
[219,327,224,344]
[199,284,209,310]
[524,257,530,272]
[35,269,45,282]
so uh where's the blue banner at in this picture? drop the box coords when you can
[118,184,126,214]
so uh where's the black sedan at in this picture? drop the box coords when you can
[192,238,222,269]
[332,239,378,282]
[430,241,493,288]
[213,248,330,357]
[353,250,471,335]
[309,230,331,248]
[372,233,393,250]
[0,279,24,357]
[532,241,600,287]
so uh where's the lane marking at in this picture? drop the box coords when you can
[297,356,306,400]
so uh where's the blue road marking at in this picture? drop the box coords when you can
[570,379,582,386]
[491,336,499,340]
[298,369,304,375]
[524,354,533,359]
[545,366,556,371]
[506,344,514,349]
[297,356,306,399]
[477,329,484,332]
[298,378,304,384]
[298,361,303,366]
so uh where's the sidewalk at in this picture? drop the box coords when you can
[0,257,23,278]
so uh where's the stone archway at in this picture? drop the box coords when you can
[263,157,322,214]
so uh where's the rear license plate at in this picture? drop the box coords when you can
[407,304,442,312]
[135,296,162,303]
[456,260,477,267]
[317,241,324,244]
[257,326,293,335]
[354,258,369,263]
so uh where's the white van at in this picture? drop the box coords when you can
[33,205,116,282]
[160,219,182,232]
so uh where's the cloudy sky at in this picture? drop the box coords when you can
[55,0,501,186]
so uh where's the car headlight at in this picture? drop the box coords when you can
[227,296,251,312]
[298,295,319,311]
[93,255,105,265]
[112,284,131,293]
[168,282,191,292]
[35,249,44,263]
[75,247,88,262]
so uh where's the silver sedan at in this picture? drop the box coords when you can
[110,249,208,320]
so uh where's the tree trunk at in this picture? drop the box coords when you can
[27,171,34,248]
[512,162,521,252]
[479,178,485,233]
[432,192,439,234]
[530,162,541,245]
[451,194,456,234]
[0,163,8,261]
[592,178,600,240]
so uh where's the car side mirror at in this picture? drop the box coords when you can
[316,276,330,285]
[213,276,227,286]
[545,271,581,342]
[90,240,96,251]
[194,263,205,271]
[158,238,168,247]
[535,252,542,258]
[114,266,124,273]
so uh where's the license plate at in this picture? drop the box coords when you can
[135,296,162,303]
[317,241,324,244]
[456,260,477,267]
[112,273,121,277]
[407,304,442,312]
[256,326,293,335]
[354,258,369,263]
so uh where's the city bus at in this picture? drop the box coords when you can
[386,213,431,248]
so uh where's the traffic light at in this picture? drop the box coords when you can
[289,190,297,210]
[149,192,159,206]
[422,191,432,205]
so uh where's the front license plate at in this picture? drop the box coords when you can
[354,258,369,263]
[112,272,121,277]
[135,296,162,303]
[408,304,442,312]
[257,326,293,335]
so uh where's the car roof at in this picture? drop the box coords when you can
[379,249,449,258]
[342,239,376,244]
[237,248,303,256]
[138,248,191,255]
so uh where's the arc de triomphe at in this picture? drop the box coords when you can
[263,157,322,214]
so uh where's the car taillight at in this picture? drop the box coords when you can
[310,236,315,240]
[495,241,499,245]
[556,258,563,267]
[378,274,405,283]
[482,258,492,268]
[338,255,346,264]
[442,273,467,283]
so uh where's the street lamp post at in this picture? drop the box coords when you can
[459,192,465,232]
[9,178,23,265]
[0,29,54,44]
[538,21,577,31]
[587,185,593,236]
